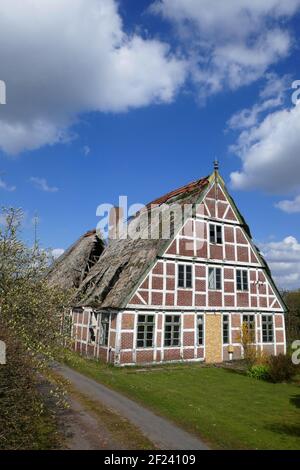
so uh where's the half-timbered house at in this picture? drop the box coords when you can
[49,164,287,365]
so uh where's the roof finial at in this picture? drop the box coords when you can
[214,159,219,173]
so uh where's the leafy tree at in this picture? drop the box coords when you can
[282,290,300,345]
[0,207,72,449]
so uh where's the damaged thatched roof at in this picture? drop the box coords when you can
[75,177,210,309]
[46,229,105,290]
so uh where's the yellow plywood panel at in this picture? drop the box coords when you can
[205,314,222,363]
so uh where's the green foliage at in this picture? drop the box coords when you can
[0,321,60,449]
[247,364,270,381]
[0,207,72,449]
[267,353,298,383]
[282,290,300,345]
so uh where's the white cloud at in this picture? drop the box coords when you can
[30,177,58,193]
[276,195,300,213]
[152,0,299,96]
[82,145,91,156]
[230,102,300,192]
[51,248,65,259]
[0,0,186,155]
[0,176,16,191]
[259,236,300,290]
[228,73,289,130]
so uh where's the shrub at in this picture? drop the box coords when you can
[267,354,297,383]
[247,364,270,381]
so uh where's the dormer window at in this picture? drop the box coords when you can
[209,224,222,244]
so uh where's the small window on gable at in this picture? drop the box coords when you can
[209,224,222,244]
[236,270,249,291]
[208,267,222,290]
[177,264,193,288]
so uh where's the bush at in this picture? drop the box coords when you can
[267,354,297,383]
[0,320,60,449]
[247,364,270,381]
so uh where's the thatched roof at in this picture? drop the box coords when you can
[46,229,105,290]
[75,177,210,309]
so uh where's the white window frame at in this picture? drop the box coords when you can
[262,315,274,344]
[99,313,110,346]
[209,223,223,244]
[177,264,193,289]
[136,314,155,349]
[222,314,230,345]
[208,267,222,291]
[236,269,249,292]
[164,315,181,347]
[197,314,204,346]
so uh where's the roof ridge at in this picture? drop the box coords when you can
[145,176,209,208]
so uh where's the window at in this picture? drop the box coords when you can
[236,270,249,291]
[208,267,222,290]
[242,315,255,342]
[209,224,222,244]
[88,312,97,344]
[89,327,96,343]
[178,264,193,288]
[262,315,274,343]
[137,314,155,348]
[99,313,110,346]
[242,315,255,332]
[197,315,204,346]
[164,315,180,347]
[223,315,230,344]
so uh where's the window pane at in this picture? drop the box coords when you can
[186,265,192,276]
[243,271,248,291]
[186,265,192,288]
[137,314,154,348]
[208,268,215,289]
[216,269,222,290]
[216,226,222,244]
[223,315,229,344]
[209,224,215,243]
[197,315,203,345]
[262,316,273,343]
[236,270,242,290]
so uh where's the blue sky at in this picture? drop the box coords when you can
[1,0,300,289]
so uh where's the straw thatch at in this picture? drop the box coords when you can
[46,229,105,290]
[75,177,210,309]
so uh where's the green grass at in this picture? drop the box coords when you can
[63,351,300,450]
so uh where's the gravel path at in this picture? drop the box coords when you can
[56,364,208,450]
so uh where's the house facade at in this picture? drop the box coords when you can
[68,167,286,366]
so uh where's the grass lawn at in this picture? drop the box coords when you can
[63,351,300,450]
